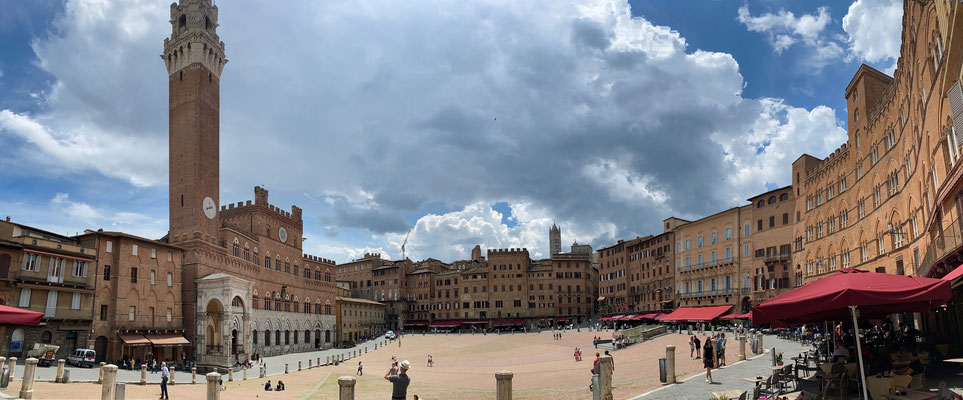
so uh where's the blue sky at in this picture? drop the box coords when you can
[0,0,903,262]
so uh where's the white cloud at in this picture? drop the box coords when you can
[3,0,850,260]
[842,0,903,69]
[737,5,833,54]
[0,193,167,239]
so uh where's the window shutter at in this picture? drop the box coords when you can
[948,82,963,147]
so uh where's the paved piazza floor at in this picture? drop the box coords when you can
[0,330,786,399]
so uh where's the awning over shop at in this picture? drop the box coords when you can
[145,334,190,346]
[462,320,488,325]
[119,334,151,346]
[941,264,963,287]
[429,321,462,328]
[751,268,951,326]
[403,321,428,326]
[491,319,524,327]
[658,305,731,322]
[0,305,42,326]
[720,312,751,321]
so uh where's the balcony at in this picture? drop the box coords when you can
[919,218,963,278]
[679,257,738,272]
[679,288,735,299]
[763,253,791,264]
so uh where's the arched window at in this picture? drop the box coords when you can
[780,193,789,201]
[243,245,250,262]
[252,330,258,345]
[232,239,239,257]
[264,330,271,346]
[768,196,776,204]
[757,200,764,208]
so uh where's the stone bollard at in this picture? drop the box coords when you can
[170,368,176,385]
[309,360,313,369]
[228,367,233,382]
[98,362,105,384]
[192,367,197,384]
[141,364,148,385]
[756,332,764,355]
[338,376,356,400]
[7,357,16,381]
[495,371,513,400]
[285,363,289,374]
[19,358,38,399]
[115,383,126,400]
[56,359,65,383]
[739,336,747,361]
[206,372,220,400]
[298,361,302,371]
[665,345,676,384]
[101,364,118,400]
[712,339,720,368]
[243,366,247,380]
[327,356,331,365]
[317,357,320,366]
[599,355,614,400]
[260,365,265,378]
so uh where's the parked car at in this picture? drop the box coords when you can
[385,331,396,340]
[26,343,60,367]
[67,348,96,368]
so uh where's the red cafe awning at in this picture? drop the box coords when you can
[751,268,951,326]
[658,305,731,322]
[492,319,524,327]
[0,305,42,326]
[720,312,751,321]
[941,264,963,286]
[462,320,488,325]
[429,320,462,328]
[403,321,429,326]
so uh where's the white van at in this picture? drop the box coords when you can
[67,348,96,368]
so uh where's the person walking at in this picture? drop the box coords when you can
[703,337,714,383]
[693,336,702,359]
[160,361,170,400]
[357,361,363,376]
[385,359,410,400]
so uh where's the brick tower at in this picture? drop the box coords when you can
[163,0,227,242]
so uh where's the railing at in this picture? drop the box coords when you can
[679,257,739,272]
[763,253,791,263]
[679,288,735,299]
[919,218,963,278]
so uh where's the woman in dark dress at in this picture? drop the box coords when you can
[703,337,715,383]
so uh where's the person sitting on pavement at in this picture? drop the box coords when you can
[264,380,273,391]
[276,380,285,391]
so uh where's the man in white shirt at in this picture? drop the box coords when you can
[160,362,170,400]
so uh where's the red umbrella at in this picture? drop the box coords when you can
[751,268,950,400]
[0,305,43,326]
[751,268,950,326]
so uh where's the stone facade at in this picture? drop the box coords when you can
[335,294,386,346]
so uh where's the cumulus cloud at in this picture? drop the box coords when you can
[3,0,850,261]
[842,0,903,70]
[737,5,833,52]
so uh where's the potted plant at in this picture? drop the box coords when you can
[775,352,784,365]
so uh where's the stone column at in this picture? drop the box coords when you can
[309,360,312,368]
[317,357,320,366]
[192,367,197,384]
[18,358,37,399]
[285,363,289,374]
[56,359,66,383]
[115,383,126,400]
[206,372,220,400]
[739,336,747,361]
[327,356,331,365]
[7,357,16,381]
[170,367,176,385]
[228,368,233,382]
[101,364,118,400]
[599,355,614,400]
[141,365,148,385]
[665,345,676,384]
[338,376,356,400]
[495,371,513,400]
[259,364,265,378]
[298,361,302,371]
[243,366,247,380]
[712,339,720,368]
[98,362,105,384]
[756,332,764,355]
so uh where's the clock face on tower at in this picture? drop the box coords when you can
[202,196,217,219]
[278,227,288,243]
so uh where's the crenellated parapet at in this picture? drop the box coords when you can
[161,0,226,77]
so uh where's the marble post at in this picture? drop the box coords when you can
[140,365,147,385]
[739,336,747,361]
[338,376,356,400]
[56,359,65,383]
[599,355,613,400]
[206,372,220,400]
[115,383,126,400]
[192,367,197,384]
[170,367,175,385]
[298,361,302,371]
[243,366,247,380]
[7,357,16,381]
[228,368,233,382]
[309,360,312,368]
[101,364,118,400]
[285,363,289,374]
[712,339,720,368]
[18,358,37,399]
[98,362,105,384]
[756,332,764,355]
[495,371,513,400]
[665,345,676,384]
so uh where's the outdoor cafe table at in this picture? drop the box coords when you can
[881,389,936,400]
[742,376,768,387]
[712,390,746,399]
